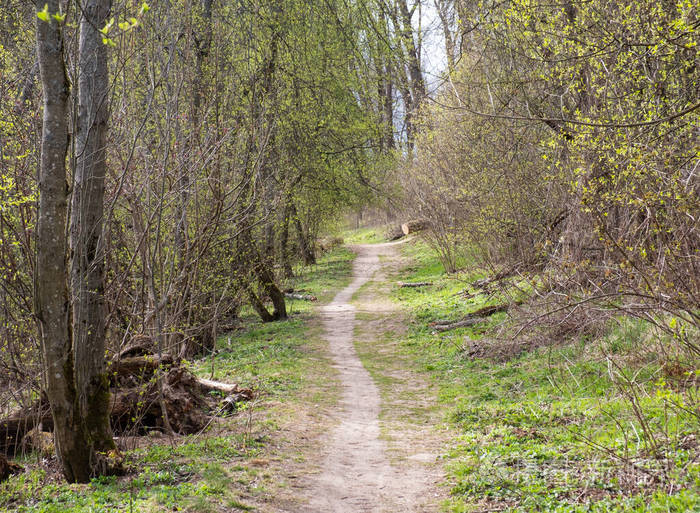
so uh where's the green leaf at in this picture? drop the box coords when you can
[139,2,150,15]
[102,36,117,47]
[100,17,114,35]
[52,12,66,23]
[37,4,50,22]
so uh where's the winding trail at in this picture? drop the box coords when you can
[304,242,439,512]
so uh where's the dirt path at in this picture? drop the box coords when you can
[303,242,443,512]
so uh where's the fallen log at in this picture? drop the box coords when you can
[109,365,227,435]
[430,302,516,332]
[433,318,481,331]
[218,388,255,414]
[117,334,156,359]
[2,361,254,454]
[284,292,317,301]
[469,303,512,317]
[111,370,253,435]
[401,219,429,235]
[0,404,52,456]
[384,225,405,241]
[397,281,432,288]
[472,266,520,289]
[21,427,54,457]
[197,378,244,395]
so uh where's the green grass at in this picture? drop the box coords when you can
[392,239,700,513]
[1,436,261,513]
[394,240,510,342]
[0,246,356,513]
[288,246,355,305]
[194,245,355,394]
[340,226,386,244]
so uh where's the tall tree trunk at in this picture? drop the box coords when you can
[278,200,294,278]
[290,203,315,265]
[434,0,456,72]
[382,61,395,150]
[240,229,287,321]
[255,261,287,320]
[398,0,425,105]
[34,0,76,482]
[245,284,275,322]
[388,0,425,150]
[70,0,116,475]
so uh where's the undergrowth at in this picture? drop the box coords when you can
[393,239,700,513]
[0,247,355,513]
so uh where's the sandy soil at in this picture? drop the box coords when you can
[301,242,443,512]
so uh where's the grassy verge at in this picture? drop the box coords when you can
[392,239,699,513]
[0,247,355,513]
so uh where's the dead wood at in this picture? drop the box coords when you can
[469,303,513,317]
[218,388,255,414]
[397,281,432,288]
[472,266,521,289]
[0,404,52,455]
[0,454,23,482]
[432,318,481,331]
[197,378,245,395]
[110,366,211,435]
[285,292,318,301]
[401,219,429,235]
[2,354,253,454]
[117,334,156,359]
[430,302,517,332]
[21,427,54,457]
[109,354,174,387]
[110,366,251,434]
[385,225,405,241]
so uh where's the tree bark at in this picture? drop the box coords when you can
[398,0,426,105]
[69,0,116,481]
[387,0,425,150]
[34,0,80,482]
[245,284,275,322]
[255,261,287,320]
[291,203,315,265]
[434,0,456,72]
[382,61,395,150]
[278,200,294,278]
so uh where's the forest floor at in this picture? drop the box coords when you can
[224,239,450,512]
[2,230,698,512]
[0,239,450,513]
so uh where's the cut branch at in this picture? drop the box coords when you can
[430,302,518,332]
[398,281,433,288]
